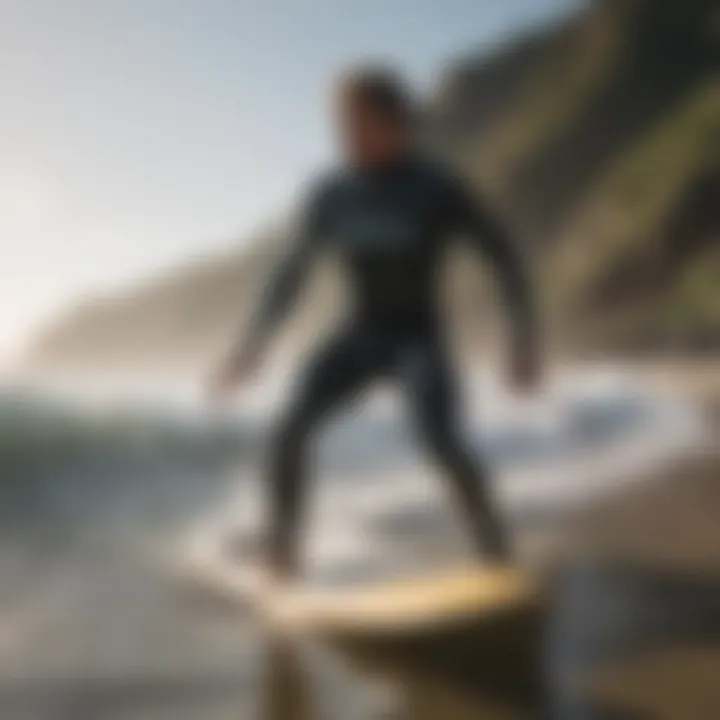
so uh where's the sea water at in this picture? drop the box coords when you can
[0,363,707,718]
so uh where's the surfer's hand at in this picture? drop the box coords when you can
[509,347,541,393]
[206,346,259,404]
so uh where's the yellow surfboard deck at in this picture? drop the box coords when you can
[274,565,537,634]
[193,555,540,639]
[189,555,545,695]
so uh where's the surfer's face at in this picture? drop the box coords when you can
[336,91,409,168]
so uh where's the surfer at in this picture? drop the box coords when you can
[209,67,541,585]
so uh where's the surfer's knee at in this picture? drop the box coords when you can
[273,415,304,458]
[417,411,460,457]
[272,403,319,462]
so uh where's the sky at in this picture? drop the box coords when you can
[0,0,581,363]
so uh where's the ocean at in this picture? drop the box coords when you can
[0,363,706,718]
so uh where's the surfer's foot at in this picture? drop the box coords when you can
[239,557,295,601]
[477,527,513,565]
[484,544,513,565]
[255,550,300,591]
[270,556,300,586]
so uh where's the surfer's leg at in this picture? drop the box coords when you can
[267,326,378,578]
[401,341,511,561]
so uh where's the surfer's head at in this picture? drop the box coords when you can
[334,65,417,168]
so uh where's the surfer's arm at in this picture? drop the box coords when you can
[239,181,332,360]
[446,175,536,359]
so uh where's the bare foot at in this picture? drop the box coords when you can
[242,559,293,598]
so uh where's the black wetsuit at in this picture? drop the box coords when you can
[245,154,535,569]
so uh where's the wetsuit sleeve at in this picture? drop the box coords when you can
[242,180,332,355]
[445,174,536,355]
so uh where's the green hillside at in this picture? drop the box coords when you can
[552,82,719,348]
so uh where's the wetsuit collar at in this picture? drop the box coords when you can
[353,150,418,179]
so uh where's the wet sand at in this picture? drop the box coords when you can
[551,455,720,713]
[543,362,720,718]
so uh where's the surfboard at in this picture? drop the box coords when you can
[189,549,540,639]
[185,549,546,699]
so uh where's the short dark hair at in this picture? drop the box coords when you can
[337,65,416,126]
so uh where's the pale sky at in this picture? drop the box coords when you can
[0,0,581,363]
